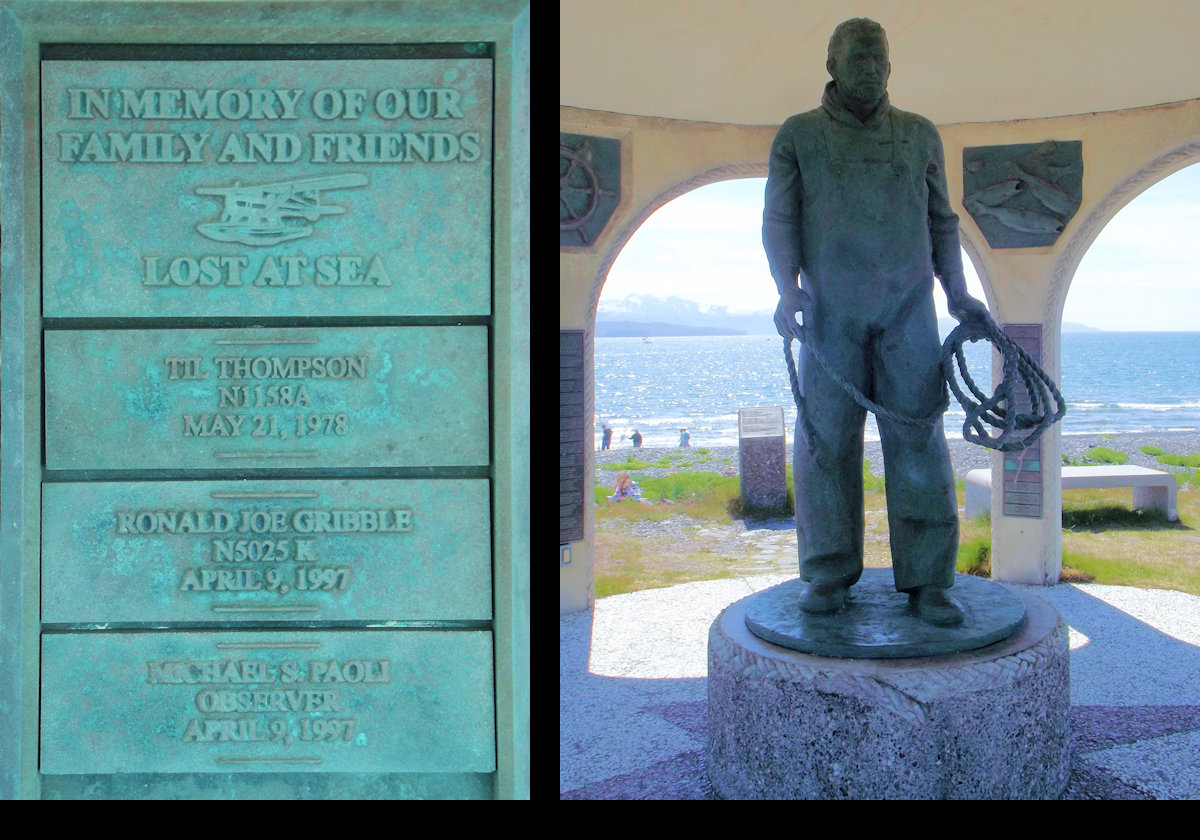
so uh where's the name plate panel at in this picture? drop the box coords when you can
[44,326,488,470]
[41,59,492,318]
[42,479,490,625]
[41,631,495,774]
[738,406,785,439]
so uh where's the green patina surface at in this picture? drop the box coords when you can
[42,479,491,625]
[40,630,495,775]
[3,2,527,800]
[45,326,489,470]
[41,58,492,318]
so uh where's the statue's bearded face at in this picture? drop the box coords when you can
[831,30,890,104]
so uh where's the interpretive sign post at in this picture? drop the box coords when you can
[0,1,528,800]
[738,406,788,515]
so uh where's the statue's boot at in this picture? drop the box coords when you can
[797,581,849,614]
[910,585,965,626]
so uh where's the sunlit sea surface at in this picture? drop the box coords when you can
[595,332,1200,449]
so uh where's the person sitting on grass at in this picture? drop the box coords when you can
[608,471,645,502]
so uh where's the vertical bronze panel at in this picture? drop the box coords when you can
[559,331,585,543]
[1002,324,1043,518]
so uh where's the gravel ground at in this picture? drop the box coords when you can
[561,577,1200,799]
[583,431,1200,798]
[595,429,1200,486]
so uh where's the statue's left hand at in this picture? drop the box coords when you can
[948,292,991,326]
[774,286,812,342]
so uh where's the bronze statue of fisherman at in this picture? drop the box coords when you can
[763,18,991,626]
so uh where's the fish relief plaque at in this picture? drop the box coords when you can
[962,141,1082,249]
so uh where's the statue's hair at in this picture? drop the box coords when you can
[827,17,888,64]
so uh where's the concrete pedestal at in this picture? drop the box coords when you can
[707,587,1070,799]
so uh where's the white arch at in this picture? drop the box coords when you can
[579,164,770,468]
[587,162,769,332]
[1048,140,1200,347]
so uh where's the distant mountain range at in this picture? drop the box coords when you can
[596,295,770,336]
[597,294,1101,337]
[596,320,746,337]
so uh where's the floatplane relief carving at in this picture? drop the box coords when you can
[195,173,368,246]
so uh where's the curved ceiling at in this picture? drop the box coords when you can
[560,0,1200,126]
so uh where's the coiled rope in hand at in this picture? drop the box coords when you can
[784,314,1066,452]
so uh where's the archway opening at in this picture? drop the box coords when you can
[1049,160,1200,589]
[591,175,995,599]
[1060,162,1200,440]
[594,177,990,453]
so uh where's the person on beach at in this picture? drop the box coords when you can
[763,18,990,626]
[631,429,643,448]
[679,428,690,448]
[601,423,613,450]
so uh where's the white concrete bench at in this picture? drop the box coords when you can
[965,465,1178,521]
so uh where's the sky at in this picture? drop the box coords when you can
[604,163,1200,331]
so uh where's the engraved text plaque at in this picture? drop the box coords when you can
[44,326,489,470]
[41,59,492,318]
[42,479,491,625]
[41,631,495,774]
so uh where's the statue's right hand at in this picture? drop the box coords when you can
[774,286,811,342]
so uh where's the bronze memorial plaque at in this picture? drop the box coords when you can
[42,479,491,625]
[40,58,492,318]
[41,630,495,774]
[44,326,489,470]
[34,50,499,783]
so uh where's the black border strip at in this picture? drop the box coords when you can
[41,43,494,61]
[42,621,492,634]
[44,316,491,331]
[43,466,491,483]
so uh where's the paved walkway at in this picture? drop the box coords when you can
[560,576,1200,799]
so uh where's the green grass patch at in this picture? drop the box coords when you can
[1084,446,1129,465]
[1157,452,1200,469]
[956,534,991,577]
[1057,549,1200,593]
[863,460,885,491]
[649,451,700,469]
[1062,503,1175,531]
[1140,445,1165,457]
[594,461,1200,599]
[601,455,654,471]
[596,470,742,522]
[642,471,739,502]
[595,563,733,599]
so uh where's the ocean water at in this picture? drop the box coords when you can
[594,332,1200,449]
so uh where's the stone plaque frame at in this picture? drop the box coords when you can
[0,1,528,800]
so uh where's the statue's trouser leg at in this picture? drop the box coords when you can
[794,341,868,589]
[873,303,959,592]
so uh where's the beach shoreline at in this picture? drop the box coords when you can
[595,429,1200,485]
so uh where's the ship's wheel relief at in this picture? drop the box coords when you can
[560,133,620,248]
